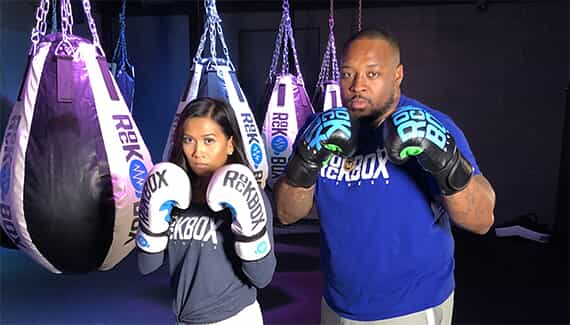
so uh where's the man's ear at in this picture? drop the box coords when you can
[395,64,404,87]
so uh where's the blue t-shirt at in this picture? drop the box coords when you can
[315,95,480,321]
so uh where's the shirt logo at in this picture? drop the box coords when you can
[321,147,390,184]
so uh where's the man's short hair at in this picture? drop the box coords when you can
[342,28,400,58]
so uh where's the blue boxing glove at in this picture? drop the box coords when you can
[285,107,358,188]
[136,162,191,254]
[382,106,473,195]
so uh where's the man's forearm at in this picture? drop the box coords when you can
[442,174,496,234]
[273,177,315,225]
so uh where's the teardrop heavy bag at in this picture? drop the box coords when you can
[163,58,268,188]
[0,33,153,274]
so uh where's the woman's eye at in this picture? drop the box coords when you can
[204,138,215,145]
[183,136,193,144]
[340,72,351,79]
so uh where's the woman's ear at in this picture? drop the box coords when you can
[227,136,234,155]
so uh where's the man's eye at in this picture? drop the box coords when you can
[340,72,351,79]
[368,71,380,78]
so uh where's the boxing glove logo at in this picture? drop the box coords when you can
[391,106,448,153]
[222,170,264,232]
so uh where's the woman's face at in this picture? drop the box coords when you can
[182,116,234,177]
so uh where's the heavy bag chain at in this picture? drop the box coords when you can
[194,0,233,71]
[54,0,74,56]
[316,0,339,90]
[28,0,105,57]
[30,0,49,56]
[112,0,132,72]
[268,0,303,84]
[81,0,105,57]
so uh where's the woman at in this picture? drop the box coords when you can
[137,97,276,325]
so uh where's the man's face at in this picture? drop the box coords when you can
[340,38,403,125]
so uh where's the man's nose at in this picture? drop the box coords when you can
[350,73,367,93]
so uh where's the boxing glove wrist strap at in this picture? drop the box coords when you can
[234,231,271,261]
[233,226,267,243]
[433,151,474,196]
[285,154,320,188]
[139,224,169,237]
[136,231,168,254]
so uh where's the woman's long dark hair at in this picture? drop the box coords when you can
[169,97,249,178]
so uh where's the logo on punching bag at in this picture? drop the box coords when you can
[0,115,21,199]
[271,135,288,155]
[129,159,148,198]
[250,143,262,167]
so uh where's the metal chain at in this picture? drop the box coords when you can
[357,0,362,32]
[316,0,339,89]
[281,11,289,75]
[82,0,105,56]
[193,0,232,67]
[268,19,285,80]
[113,0,130,69]
[268,0,303,80]
[55,0,74,56]
[29,0,49,55]
[51,0,57,33]
[61,0,73,39]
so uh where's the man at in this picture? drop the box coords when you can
[273,29,496,324]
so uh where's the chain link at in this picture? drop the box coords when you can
[269,0,303,81]
[193,0,233,69]
[82,0,105,56]
[316,0,339,89]
[54,0,74,56]
[61,0,73,38]
[29,0,49,56]
[51,0,57,33]
[357,0,362,32]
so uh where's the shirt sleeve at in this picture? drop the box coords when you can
[239,189,277,288]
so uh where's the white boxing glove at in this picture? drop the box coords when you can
[136,162,191,254]
[207,164,270,261]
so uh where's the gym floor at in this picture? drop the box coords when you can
[0,222,568,325]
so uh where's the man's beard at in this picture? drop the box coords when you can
[360,91,396,126]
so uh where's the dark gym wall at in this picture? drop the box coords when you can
[0,1,568,229]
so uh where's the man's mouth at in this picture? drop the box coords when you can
[349,97,370,110]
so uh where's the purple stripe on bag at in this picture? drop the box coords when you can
[331,90,337,108]
[97,56,119,101]
[57,56,73,103]
[277,84,286,107]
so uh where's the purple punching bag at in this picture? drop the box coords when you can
[0,0,153,273]
[163,0,268,188]
[313,0,342,112]
[261,0,315,188]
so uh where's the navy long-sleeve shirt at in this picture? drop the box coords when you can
[138,190,276,324]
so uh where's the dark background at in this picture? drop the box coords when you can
[0,0,568,324]
[2,0,567,229]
